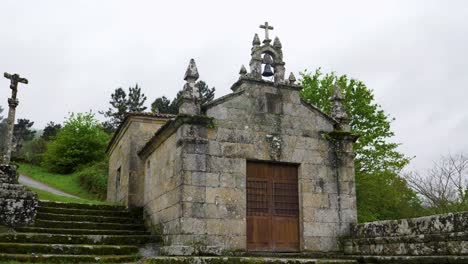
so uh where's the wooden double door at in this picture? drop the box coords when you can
[246,162,300,252]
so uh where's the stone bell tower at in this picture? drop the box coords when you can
[246,22,287,83]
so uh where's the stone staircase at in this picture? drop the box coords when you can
[0,200,160,263]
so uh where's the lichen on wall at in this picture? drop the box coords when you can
[344,211,468,256]
[0,165,38,228]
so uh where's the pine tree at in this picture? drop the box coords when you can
[127,84,147,112]
[13,119,36,155]
[151,81,215,114]
[102,84,148,132]
[42,121,62,141]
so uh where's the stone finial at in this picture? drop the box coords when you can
[273,37,282,49]
[179,59,201,115]
[184,59,199,81]
[252,33,261,46]
[239,65,247,76]
[331,82,350,130]
[288,72,296,84]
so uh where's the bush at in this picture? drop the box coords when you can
[76,161,108,199]
[17,138,47,165]
[42,112,110,174]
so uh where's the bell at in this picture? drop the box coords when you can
[262,64,274,77]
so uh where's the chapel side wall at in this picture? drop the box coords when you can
[128,120,167,207]
[108,118,168,207]
[143,132,183,241]
[107,129,131,205]
[200,82,357,253]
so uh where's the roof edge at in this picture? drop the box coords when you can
[106,112,176,154]
[138,114,214,159]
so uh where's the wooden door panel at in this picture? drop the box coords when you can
[272,217,300,251]
[247,216,271,251]
[247,162,299,252]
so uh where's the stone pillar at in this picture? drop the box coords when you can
[159,115,215,256]
[178,59,201,115]
[249,34,262,79]
[2,98,18,164]
[329,82,359,236]
[329,132,358,236]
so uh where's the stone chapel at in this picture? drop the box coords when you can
[106,23,358,255]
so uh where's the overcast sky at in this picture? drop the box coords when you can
[1,0,467,170]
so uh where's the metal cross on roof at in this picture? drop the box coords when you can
[260,22,274,42]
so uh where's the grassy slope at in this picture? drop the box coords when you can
[17,163,104,203]
[27,186,105,204]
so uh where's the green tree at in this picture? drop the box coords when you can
[102,84,148,132]
[41,121,62,141]
[18,138,47,165]
[127,84,147,112]
[13,119,36,155]
[300,68,422,222]
[42,112,110,174]
[151,80,215,114]
[151,95,175,114]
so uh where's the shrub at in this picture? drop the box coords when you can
[76,160,108,199]
[17,138,47,165]
[42,112,110,174]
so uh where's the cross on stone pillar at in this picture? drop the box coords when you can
[260,22,274,44]
[2,72,28,164]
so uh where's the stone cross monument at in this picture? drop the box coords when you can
[2,72,28,164]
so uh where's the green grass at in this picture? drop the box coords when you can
[17,163,104,203]
[27,187,106,204]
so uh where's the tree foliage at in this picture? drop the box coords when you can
[127,84,147,112]
[102,84,147,132]
[151,80,215,114]
[13,119,36,155]
[18,138,47,165]
[42,121,62,141]
[300,68,422,222]
[42,112,110,174]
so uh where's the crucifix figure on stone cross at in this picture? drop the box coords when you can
[2,72,28,164]
[260,22,274,43]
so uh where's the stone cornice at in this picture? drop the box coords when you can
[138,114,214,160]
[230,76,302,92]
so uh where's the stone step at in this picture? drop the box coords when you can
[16,226,151,235]
[39,200,128,211]
[38,206,141,217]
[0,183,26,191]
[0,232,159,245]
[0,177,15,184]
[0,189,36,199]
[0,242,139,255]
[34,219,146,231]
[145,257,357,264]
[0,253,139,263]
[35,212,142,224]
[351,255,468,264]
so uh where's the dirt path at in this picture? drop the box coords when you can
[18,174,80,199]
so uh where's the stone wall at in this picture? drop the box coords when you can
[107,115,169,206]
[344,211,468,256]
[201,80,357,253]
[0,165,38,228]
[139,78,357,255]
[143,132,183,241]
